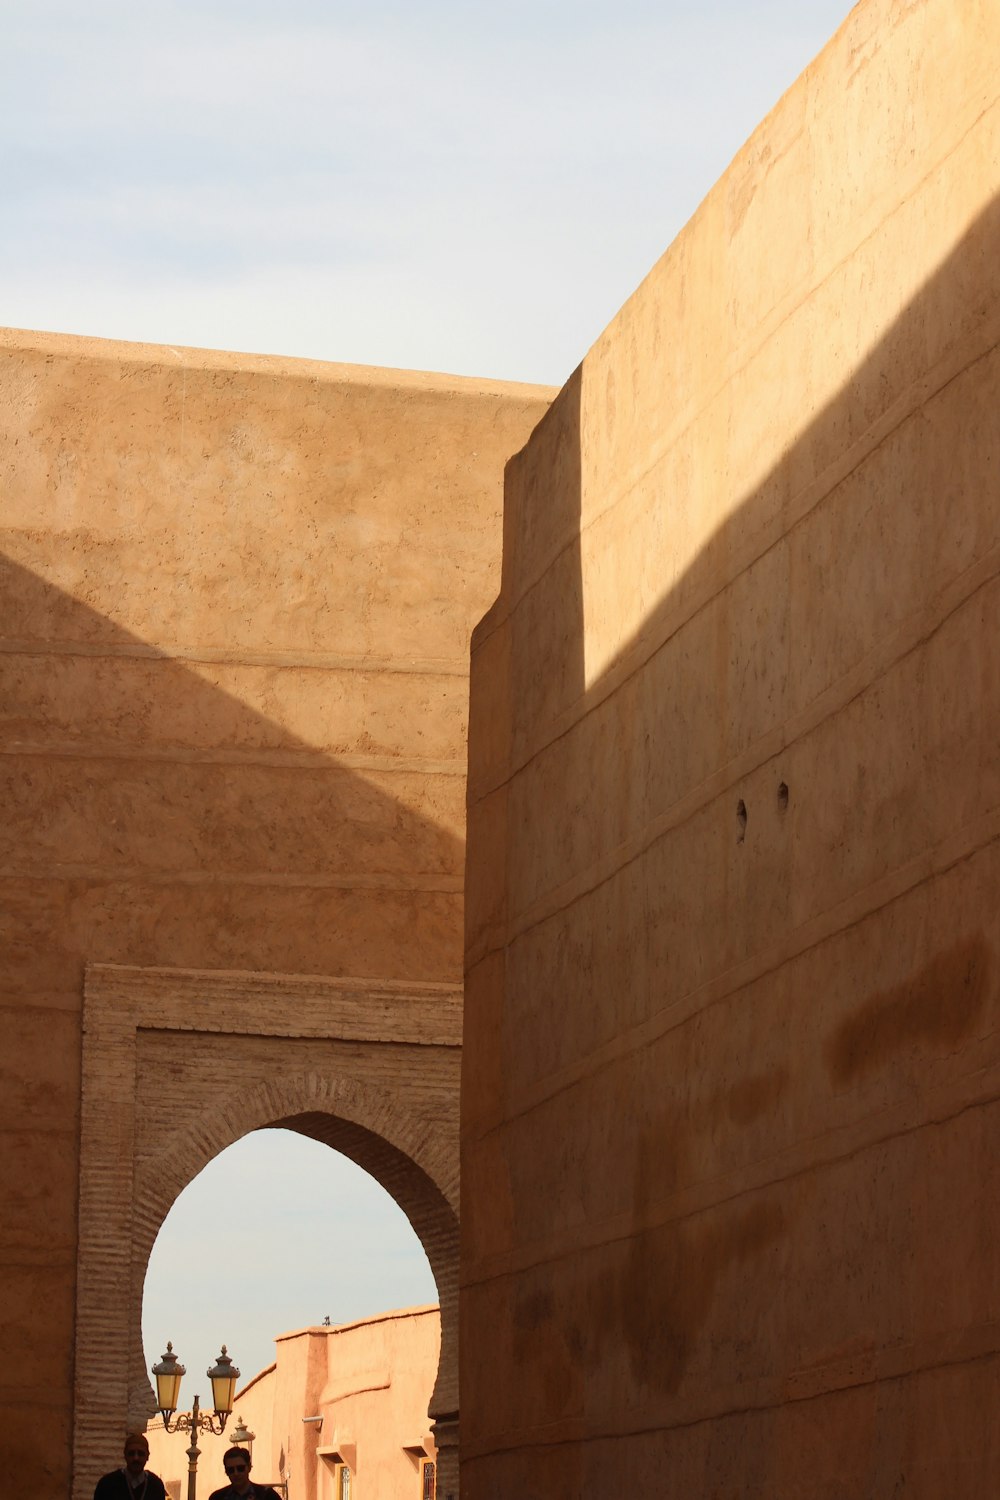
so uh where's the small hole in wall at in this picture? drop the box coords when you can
[778,782,789,810]
[736,799,747,843]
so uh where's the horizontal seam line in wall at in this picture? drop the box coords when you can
[463,1052,1000,1290]
[472,522,1000,965]
[0,996,80,1009]
[471,318,1000,809]
[1,867,464,892]
[471,811,1000,1129]
[137,1023,462,1049]
[0,638,469,676]
[85,962,462,995]
[473,90,1000,651]
[0,740,466,775]
[461,1337,1000,1459]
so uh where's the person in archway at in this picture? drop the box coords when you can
[93,1433,167,1500]
[209,1447,282,1500]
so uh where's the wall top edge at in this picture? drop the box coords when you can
[85,961,464,1000]
[275,1304,440,1345]
[228,1362,277,1402]
[571,0,854,376]
[0,324,559,402]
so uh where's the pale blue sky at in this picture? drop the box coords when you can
[3,0,851,382]
[8,0,854,1399]
[143,1129,437,1398]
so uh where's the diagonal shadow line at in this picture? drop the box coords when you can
[1,537,464,1490]
[461,189,1000,1480]
[0,551,468,989]
[491,189,1000,997]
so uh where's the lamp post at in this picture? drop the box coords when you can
[229,1415,256,1459]
[152,1342,240,1500]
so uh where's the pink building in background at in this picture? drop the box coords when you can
[147,1307,439,1500]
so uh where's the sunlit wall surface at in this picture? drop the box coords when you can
[463,1,1000,1493]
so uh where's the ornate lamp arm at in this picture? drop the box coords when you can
[162,1394,227,1500]
[163,1391,229,1437]
[153,1343,238,1500]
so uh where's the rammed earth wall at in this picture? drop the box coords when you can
[0,330,551,1499]
[462,1,1000,1493]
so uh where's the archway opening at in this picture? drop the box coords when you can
[143,1126,438,1384]
[141,1126,447,1500]
[72,967,462,1500]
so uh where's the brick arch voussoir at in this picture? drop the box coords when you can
[278,1108,460,1423]
[130,1070,458,1424]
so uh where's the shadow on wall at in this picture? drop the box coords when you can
[468,189,1000,1491]
[0,553,465,1486]
[0,550,465,986]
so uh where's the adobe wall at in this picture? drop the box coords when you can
[0,330,551,1496]
[463,1,1000,1494]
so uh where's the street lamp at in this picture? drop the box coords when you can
[229,1415,256,1458]
[152,1342,240,1500]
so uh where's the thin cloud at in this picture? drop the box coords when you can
[1,2,850,380]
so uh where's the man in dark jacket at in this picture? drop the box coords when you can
[93,1433,167,1500]
[208,1446,282,1500]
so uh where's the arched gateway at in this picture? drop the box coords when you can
[72,964,462,1500]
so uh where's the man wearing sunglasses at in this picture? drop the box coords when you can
[208,1446,283,1500]
[93,1433,167,1500]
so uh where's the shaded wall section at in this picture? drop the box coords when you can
[0,329,552,1496]
[463,0,1000,1495]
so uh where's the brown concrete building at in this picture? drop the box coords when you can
[462,0,1000,1495]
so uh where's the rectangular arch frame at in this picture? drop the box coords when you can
[73,963,462,1500]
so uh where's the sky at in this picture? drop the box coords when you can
[8,0,853,1406]
[143,1129,437,1397]
[2,0,852,386]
